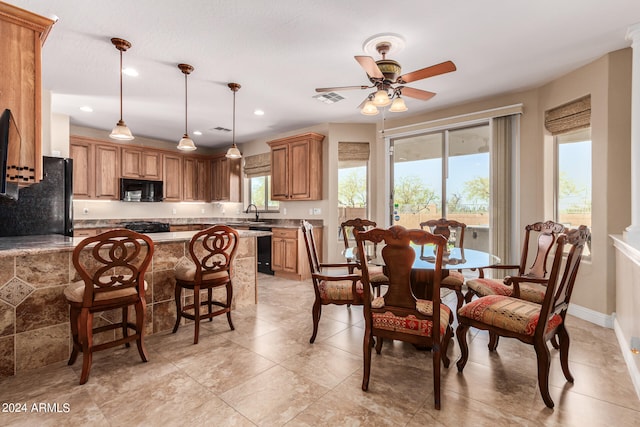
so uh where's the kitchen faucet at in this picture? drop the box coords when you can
[245,203,259,222]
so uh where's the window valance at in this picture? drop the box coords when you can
[544,95,591,135]
[338,142,370,161]
[243,152,271,177]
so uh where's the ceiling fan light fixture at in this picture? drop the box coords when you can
[361,100,379,116]
[109,37,134,141]
[389,96,408,113]
[225,82,242,159]
[372,89,391,106]
[177,63,196,151]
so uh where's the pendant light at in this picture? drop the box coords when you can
[389,95,408,112]
[109,38,134,141]
[225,82,242,159]
[177,63,196,151]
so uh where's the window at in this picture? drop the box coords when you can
[338,142,369,240]
[390,123,491,251]
[556,127,591,254]
[249,175,278,211]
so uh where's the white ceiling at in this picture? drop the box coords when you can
[5,0,640,151]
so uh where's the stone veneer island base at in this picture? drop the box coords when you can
[0,230,266,378]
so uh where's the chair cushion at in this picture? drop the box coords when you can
[466,277,512,297]
[458,294,562,336]
[465,277,546,303]
[64,278,148,303]
[319,279,364,301]
[175,261,229,282]
[370,298,452,337]
[441,270,464,288]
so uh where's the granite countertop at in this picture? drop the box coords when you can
[0,229,271,257]
[73,218,321,230]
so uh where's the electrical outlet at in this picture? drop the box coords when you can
[200,208,205,214]
[308,208,313,215]
[313,208,321,215]
[172,208,177,215]
[283,208,287,215]
[82,207,89,215]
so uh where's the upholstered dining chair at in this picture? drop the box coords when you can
[65,229,154,384]
[355,225,453,410]
[302,220,365,343]
[465,220,566,305]
[173,225,239,344]
[456,225,589,408]
[420,218,467,311]
[340,218,389,297]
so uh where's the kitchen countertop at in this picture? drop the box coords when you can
[0,229,271,257]
[73,218,322,230]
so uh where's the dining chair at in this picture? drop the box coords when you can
[465,220,566,304]
[456,225,589,408]
[355,225,453,410]
[302,220,365,343]
[420,218,467,311]
[173,225,239,344]
[340,218,389,297]
[65,229,154,384]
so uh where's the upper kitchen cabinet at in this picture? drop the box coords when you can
[183,156,209,202]
[70,136,120,200]
[121,147,162,180]
[0,3,54,186]
[162,153,182,202]
[211,155,241,202]
[268,132,324,201]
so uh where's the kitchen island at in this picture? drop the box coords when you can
[0,229,269,378]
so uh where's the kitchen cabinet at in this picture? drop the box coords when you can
[0,3,54,187]
[183,157,210,201]
[162,153,182,201]
[271,226,320,280]
[121,148,162,180]
[70,137,120,200]
[268,132,324,201]
[210,155,241,202]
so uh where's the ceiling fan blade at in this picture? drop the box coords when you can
[398,60,457,84]
[355,56,384,79]
[315,85,370,92]
[398,86,436,101]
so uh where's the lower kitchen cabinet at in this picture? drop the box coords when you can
[271,226,321,281]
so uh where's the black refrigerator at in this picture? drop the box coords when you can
[0,156,73,237]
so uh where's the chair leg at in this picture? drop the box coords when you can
[534,339,554,408]
[68,306,80,366]
[193,285,201,345]
[226,282,235,331]
[310,299,321,343]
[78,308,93,385]
[122,306,130,347]
[208,288,213,322]
[550,333,560,349]
[362,329,373,391]
[488,332,500,351]
[433,344,441,410]
[454,289,464,313]
[172,283,183,334]
[134,300,149,363]
[557,325,574,383]
[375,336,383,354]
[456,323,470,372]
[441,326,453,369]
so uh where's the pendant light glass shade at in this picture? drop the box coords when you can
[109,38,134,141]
[372,89,391,106]
[361,100,379,116]
[225,83,242,159]
[389,96,408,112]
[177,63,196,151]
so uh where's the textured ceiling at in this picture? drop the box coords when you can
[4,0,640,150]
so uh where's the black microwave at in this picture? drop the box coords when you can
[120,178,163,202]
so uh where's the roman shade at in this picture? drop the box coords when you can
[544,95,591,135]
[243,152,270,177]
[338,142,370,161]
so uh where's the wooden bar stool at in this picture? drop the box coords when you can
[173,225,239,344]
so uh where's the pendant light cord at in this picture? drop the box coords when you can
[119,49,124,121]
[232,89,236,146]
[184,72,188,134]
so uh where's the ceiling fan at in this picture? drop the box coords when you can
[315,41,456,115]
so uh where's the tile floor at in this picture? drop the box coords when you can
[1,273,639,426]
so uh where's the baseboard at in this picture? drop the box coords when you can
[613,316,640,401]
[567,303,614,328]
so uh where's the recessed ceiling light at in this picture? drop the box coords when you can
[79,106,93,112]
[254,109,265,116]
[122,67,138,77]
[193,130,202,136]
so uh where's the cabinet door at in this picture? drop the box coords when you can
[70,142,94,198]
[271,238,285,272]
[270,145,289,200]
[141,151,162,180]
[163,154,182,201]
[282,238,298,273]
[289,139,311,200]
[121,148,142,178]
[94,144,119,199]
[183,157,197,201]
[196,159,210,201]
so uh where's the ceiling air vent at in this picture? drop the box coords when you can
[313,92,345,104]
[211,126,231,132]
